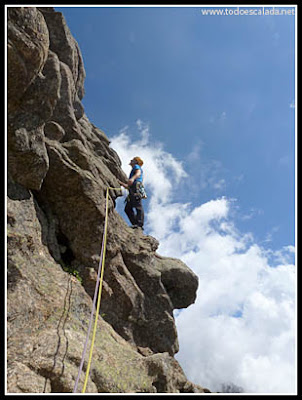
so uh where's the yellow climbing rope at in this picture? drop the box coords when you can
[81,186,121,393]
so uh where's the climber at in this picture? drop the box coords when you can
[118,157,145,230]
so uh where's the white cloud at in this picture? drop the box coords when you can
[212,178,226,190]
[186,140,203,162]
[262,225,280,244]
[109,122,296,394]
[110,121,187,204]
[174,236,296,393]
[240,206,264,221]
[185,144,228,194]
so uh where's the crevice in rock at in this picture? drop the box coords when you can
[7,173,31,201]
[32,191,79,281]
[7,264,23,291]
[30,366,69,393]
[56,229,75,266]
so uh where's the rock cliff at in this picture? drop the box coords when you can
[7,7,209,393]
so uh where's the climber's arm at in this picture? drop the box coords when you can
[118,169,141,188]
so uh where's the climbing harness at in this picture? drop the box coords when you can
[73,186,121,393]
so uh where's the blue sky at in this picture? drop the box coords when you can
[56,6,296,393]
[58,5,295,253]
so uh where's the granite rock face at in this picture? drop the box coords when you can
[7,7,208,394]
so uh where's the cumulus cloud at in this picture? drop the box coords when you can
[109,121,296,394]
[110,120,187,204]
[172,209,295,394]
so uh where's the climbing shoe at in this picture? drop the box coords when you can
[131,225,144,231]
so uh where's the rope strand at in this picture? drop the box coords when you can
[73,187,121,393]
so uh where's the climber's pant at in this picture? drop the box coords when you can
[125,194,144,228]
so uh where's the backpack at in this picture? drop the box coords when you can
[137,181,147,199]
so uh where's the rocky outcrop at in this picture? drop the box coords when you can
[7,7,209,393]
